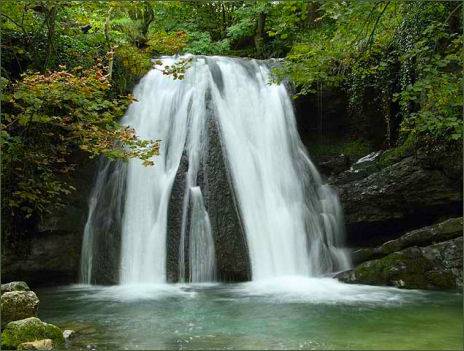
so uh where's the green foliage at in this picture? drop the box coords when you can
[275,1,463,148]
[1,66,159,219]
[112,44,153,94]
[396,29,463,143]
[148,31,188,55]
[184,31,230,55]
[378,134,417,168]
[1,0,462,231]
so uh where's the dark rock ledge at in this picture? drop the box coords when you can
[336,217,463,290]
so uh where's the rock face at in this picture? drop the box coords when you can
[2,231,84,287]
[166,107,251,282]
[79,159,126,284]
[316,154,351,177]
[1,317,64,350]
[336,218,463,290]
[17,339,53,350]
[331,154,462,246]
[202,116,250,281]
[2,156,96,286]
[350,217,463,264]
[1,291,39,327]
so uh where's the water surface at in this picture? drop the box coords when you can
[38,277,463,350]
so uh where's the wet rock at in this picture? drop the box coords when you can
[1,155,96,286]
[166,105,251,282]
[203,117,250,281]
[17,339,53,350]
[63,329,75,340]
[351,217,463,265]
[336,237,462,290]
[332,155,462,246]
[1,317,64,350]
[317,154,351,176]
[1,281,30,294]
[1,291,39,327]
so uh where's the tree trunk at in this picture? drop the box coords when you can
[44,5,58,69]
[140,1,154,39]
[254,11,266,58]
[306,1,319,28]
[105,7,114,81]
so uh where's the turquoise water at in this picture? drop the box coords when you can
[37,277,463,350]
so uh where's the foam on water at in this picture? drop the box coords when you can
[233,276,426,305]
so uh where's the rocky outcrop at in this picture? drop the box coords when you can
[351,217,462,264]
[316,154,351,177]
[203,116,250,282]
[331,153,462,246]
[1,291,39,327]
[1,317,64,350]
[166,98,250,282]
[2,230,84,287]
[336,218,463,290]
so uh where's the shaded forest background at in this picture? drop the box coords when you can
[1,0,462,244]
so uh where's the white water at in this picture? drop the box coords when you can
[189,186,216,282]
[80,55,350,285]
[209,59,349,279]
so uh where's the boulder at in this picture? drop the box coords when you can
[1,291,39,327]
[1,282,30,294]
[336,237,462,290]
[17,339,53,350]
[332,155,462,246]
[1,317,64,350]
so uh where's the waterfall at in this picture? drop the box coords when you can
[188,187,216,282]
[80,55,350,285]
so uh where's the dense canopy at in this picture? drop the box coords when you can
[1,0,462,237]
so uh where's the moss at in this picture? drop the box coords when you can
[1,317,64,350]
[425,271,456,289]
[1,282,30,294]
[307,139,372,161]
[378,134,417,168]
[1,291,39,327]
[351,249,435,289]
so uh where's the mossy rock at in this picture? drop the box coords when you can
[337,245,457,290]
[1,282,30,295]
[350,248,436,289]
[1,317,64,350]
[1,291,39,327]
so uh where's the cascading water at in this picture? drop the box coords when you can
[80,55,350,285]
[188,186,216,283]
